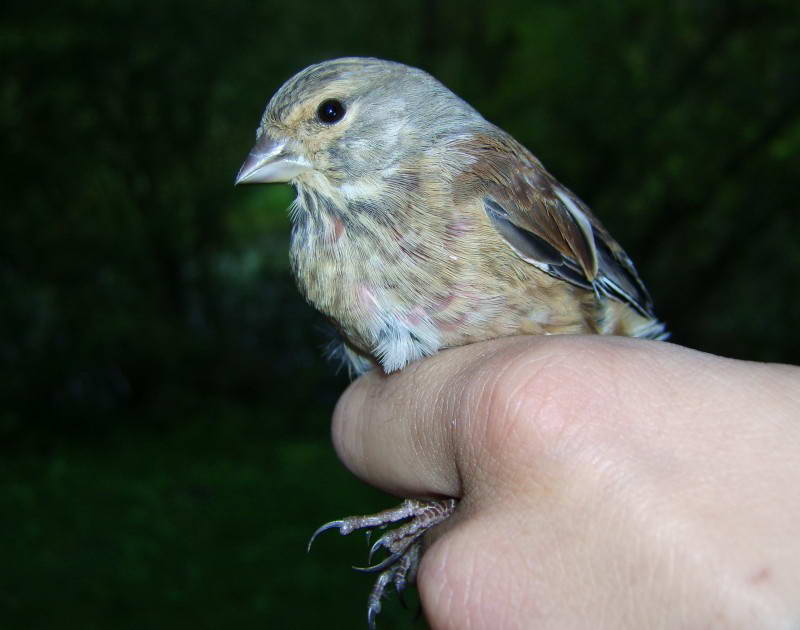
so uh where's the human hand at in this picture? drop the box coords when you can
[332,335,800,629]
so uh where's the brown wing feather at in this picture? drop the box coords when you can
[456,132,656,318]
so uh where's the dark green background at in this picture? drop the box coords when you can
[3,0,799,628]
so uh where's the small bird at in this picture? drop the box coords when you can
[236,57,667,627]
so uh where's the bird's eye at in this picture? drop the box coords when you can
[317,99,346,124]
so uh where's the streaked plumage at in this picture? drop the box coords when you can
[236,57,667,626]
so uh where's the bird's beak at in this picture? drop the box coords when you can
[235,134,311,185]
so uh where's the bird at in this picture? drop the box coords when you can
[235,57,667,628]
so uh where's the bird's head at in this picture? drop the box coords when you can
[235,57,484,190]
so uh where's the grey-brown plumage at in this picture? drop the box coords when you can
[236,57,667,627]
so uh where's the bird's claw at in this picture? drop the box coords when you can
[353,549,404,573]
[366,530,396,564]
[308,498,456,628]
[307,519,346,552]
[365,541,421,628]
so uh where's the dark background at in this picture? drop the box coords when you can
[3,0,799,627]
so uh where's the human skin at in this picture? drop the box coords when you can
[331,335,800,629]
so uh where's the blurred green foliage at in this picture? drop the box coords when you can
[1,0,799,627]
[1,408,413,628]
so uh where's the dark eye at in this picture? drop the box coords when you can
[316,99,346,124]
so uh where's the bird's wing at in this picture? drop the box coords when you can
[458,133,656,318]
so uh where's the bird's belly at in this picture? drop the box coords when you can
[431,276,596,347]
[292,227,609,373]
[317,269,596,373]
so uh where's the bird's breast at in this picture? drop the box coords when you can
[289,195,456,372]
[287,181,612,374]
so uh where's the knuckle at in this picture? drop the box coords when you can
[464,338,618,471]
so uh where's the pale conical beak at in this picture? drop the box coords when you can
[235,134,311,185]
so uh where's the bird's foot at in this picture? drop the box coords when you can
[308,498,457,628]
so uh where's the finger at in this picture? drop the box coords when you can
[330,335,571,499]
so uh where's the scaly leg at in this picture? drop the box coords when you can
[308,498,457,628]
